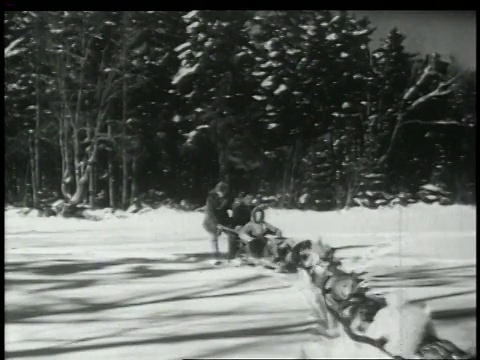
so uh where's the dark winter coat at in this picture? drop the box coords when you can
[230,201,255,228]
[203,190,231,235]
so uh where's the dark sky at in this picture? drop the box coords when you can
[353,11,476,69]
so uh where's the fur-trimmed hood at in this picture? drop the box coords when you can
[250,206,265,223]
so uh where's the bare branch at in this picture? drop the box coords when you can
[61,169,73,201]
[5,37,26,58]
[403,64,435,101]
[405,75,458,113]
[54,52,73,123]
[95,45,110,100]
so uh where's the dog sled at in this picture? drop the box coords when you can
[216,224,291,269]
[298,246,476,360]
[216,224,317,271]
[215,223,474,359]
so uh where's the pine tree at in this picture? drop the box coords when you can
[4,11,476,210]
[295,11,375,209]
[173,10,263,195]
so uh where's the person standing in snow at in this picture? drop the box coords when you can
[203,181,232,263]
[226,193,257,260]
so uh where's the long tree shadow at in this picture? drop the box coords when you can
[5,253,229,281]
[6,228,103,236]
[430,307,477,319]
[5,250,258,280]
[6,253,270,324]
[370,263,476,278]
[7,248,475,358]
[5,319,316,359]
[365,263,476,291]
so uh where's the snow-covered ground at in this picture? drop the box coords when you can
[5,204,476,359]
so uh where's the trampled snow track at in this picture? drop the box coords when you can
[5,204,476,359]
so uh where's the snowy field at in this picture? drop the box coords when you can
[5,204,476,359]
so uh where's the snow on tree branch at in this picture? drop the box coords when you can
[405,74,459,113]
[5,37,26,58]
[401,119,473,127]
[172,63,199,85]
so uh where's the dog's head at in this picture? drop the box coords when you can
[328,272,363,301]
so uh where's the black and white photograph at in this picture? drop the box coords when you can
[5,10,476,359]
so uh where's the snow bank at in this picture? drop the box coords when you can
[6,203,475,236]
[265,203,475,238]
[6,203,475,264]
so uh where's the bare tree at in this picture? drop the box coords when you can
[45,15,120,214]
[379,58,462,165]
[34,14,42,200]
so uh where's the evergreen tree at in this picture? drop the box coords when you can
[4,11,476,211]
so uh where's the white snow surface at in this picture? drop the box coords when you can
[5,204,476,359]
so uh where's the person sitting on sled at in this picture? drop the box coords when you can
[237,206,282,258]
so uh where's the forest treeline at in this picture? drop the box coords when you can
[4,11,476,213]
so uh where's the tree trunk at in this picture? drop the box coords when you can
[379,112,404,166]
[218,147,228,183]
[130,155,137,206]
[23,162,30,207]
[289,137,300,203]
[58,111,65,178]
[329,119,341,209]
[282,147,294,207]
[121,11,129,209]
[107,122,115,208]
[108,157,115,209]
[34,12,41,196]
[70,23,89,199]
[89,163,96,208]
[122,149,129,208]
[344,169,358,210]
[282,164,288,207]
[72,129,81,186]
[34,71,41,196]
[28,133,39,208]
